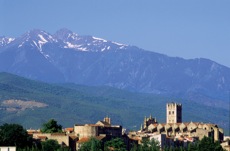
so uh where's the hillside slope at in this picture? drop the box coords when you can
[0,72,229,135]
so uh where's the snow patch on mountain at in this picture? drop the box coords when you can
[18,30,58,57]
[53,28,129,52]
[0,37,15,47]
[18,42,25,48]
[38,34,48,43]
[8,38,15,44]
[92,37,107,43]
[64,42,80,49]
[37,34,49,51]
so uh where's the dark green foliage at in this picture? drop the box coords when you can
[41,139,61,151]
[139,139,150,151]
[130,143,138,151]
[164,136,224,151]
[188,142,198,151]
[0,123,31,148]
[41,119,62,133]
[149,139,161,151]
[79,137,102,151]
[136,139,160,151]
[104,137,127,151]
[197,136,224,151]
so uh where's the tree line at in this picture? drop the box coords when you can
[79,136,225,151]
[0,119,225,151]
[0,119,68,151]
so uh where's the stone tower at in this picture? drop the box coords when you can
[166,102,182,123]
[104,116,111,124]
[142,115,157,130]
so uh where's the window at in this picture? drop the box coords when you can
[169,111,171,115]
[172,111,174,114]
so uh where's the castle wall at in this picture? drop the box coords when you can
[74,125,98,138]
[49,134,69,146]
[33,133,69,146]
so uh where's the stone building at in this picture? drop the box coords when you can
[74,116,122,139]
[74,116,123,150]
[142,114,157,130]
[30,117,123,151]
[0,147,16,151]
[166,102,182,124]
[32,133,71,147]
[139,102,224,144]
[145,122,224,142]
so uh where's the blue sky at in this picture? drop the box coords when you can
[0,0,229,67]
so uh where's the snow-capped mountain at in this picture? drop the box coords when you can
[2,28,128,54]
[17,29,57,49]
[0,36,15,47]
[54,28,128,52]
[0,29,230,106]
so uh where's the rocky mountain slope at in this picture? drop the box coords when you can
[0,29,229,105]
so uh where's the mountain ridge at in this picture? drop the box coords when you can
[0,29,229,106]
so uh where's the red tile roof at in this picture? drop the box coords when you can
[77,137,90,143]
[77,136,106,143]
[37,136,47,139]
[65,127,74,131]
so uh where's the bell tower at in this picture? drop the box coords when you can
[166,102,182,123]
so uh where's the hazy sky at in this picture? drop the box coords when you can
[0,0,229,67]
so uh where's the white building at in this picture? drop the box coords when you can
[0,147,16,151]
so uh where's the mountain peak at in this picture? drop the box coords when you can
[25,29,54,41]
[27,29,47,35]
[53,28,128,52]
[54,28,76,41]
[57,28,73,34]
[1,28,129,52]
[17,29,57,50]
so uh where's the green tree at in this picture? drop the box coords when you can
[41,139,61,151]
[0,123,32,148]
[197,136,224,151]
[104,137,127,151]
[149,139,160,151]
[41,119,62,133]
[137,138,160,151]
[188,142,199,151]
[130,143,138,151]
[139,139,149,151]
[79,137,102,151]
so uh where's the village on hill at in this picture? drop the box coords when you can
[0,102,229,151]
